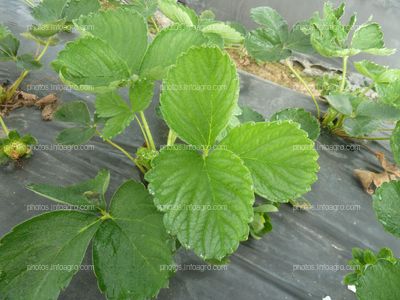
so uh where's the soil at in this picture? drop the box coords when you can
[227,49,321,97]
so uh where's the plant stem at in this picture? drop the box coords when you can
[340,56,349,92]
[167,130,177,146]
[285,59,321,119]
[349,136,390,141]
[151,17,160,33]
[5,38,51,101]
[0,115,10,136]
[96,130,146,174]
[139,111,156,151]
[135,116,150,148]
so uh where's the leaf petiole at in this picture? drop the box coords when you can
[285,59,321,119]
[0,115,10,136]
[139,111,156,151]
[340,56,349,92]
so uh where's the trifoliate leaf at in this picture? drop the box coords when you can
[0,25,19,60]
[129,79,155,112]
[54,101,91,125]
[351,22,396,56]
[356,260,400,300]
[28,170,110,209]
[140,26,208,80]
[201,23,244,45]
[325,93,354,115]
[0,211,101,299]
[270,108,320,140]
[52,36,131,93]
[161,46,239,148]
[93,180,174,300]
[75,8,148,73]
[391,122,400,165]
[220,122,319,203]
[56,127,96,145]
[146,147,254,260]
[373,181,400,238]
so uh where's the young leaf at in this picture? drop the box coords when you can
[391,122,400,165]
[201,23,244,45]
[160,46,239,148]
[139,26,208,80]
[93,180,174,300]
[351,22,395,56]
[220,122,319,203]
[158,0,197,26]
[356,260,400,300]
[52,36,131,92]
[270,108,320,141]
[95,92,136,139]
[0,25,19,60]
[27,170,110,210]
[75,7,148,74]
[0,211,101,299]
[325,93,354,115]
[146,147,254,260]
[373,181,400,238]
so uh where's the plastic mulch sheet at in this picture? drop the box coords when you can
[1,2,399,300]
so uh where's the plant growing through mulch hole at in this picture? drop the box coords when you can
[0,0,101,163]
[0,6,320,299]
[343,180,400,300]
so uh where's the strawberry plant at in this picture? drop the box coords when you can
[0,6,320,299]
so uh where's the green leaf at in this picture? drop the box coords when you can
[52,36,131,93]
[201,23,244,45]
[28,170,110,210]
[93,180,174,300]
[129,79,155,112]
[238,106,264,123]
[56,126,96,145]
[54,101,91,125]
[16,54,42,70]
[377,81,400,108]
[0,25,19,60]
[354,60,395,83]
[0,211,101,299]
[146,147,254,260]
[270,108,320,140]
[29,19,67,38]
[325,93,354,115]
[356,101,400,120]
[95,92,136,139]
[250,7,288,42]
[128,0,158,18]
[220,122,319,203]
[161,46,239,148]
[391,122,400,165]
[373,181,400,238]
[343,116,381,137]
[140,26,208,80]
[356,260,400,300]
[351,22,396,56]
[245,28,291,61]
[32,0,100,23]
[158,0,197,26]
[286,22,314,54]
[75,7,148,73]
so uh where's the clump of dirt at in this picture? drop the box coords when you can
[1,91,58,121]
[227,49,321,97]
